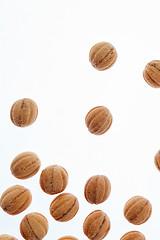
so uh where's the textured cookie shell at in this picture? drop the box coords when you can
[58,237,78,240]
[10,152,41,179]
[85,106,112,135]
[40,165,68,195]
[84,175,111,204]
[124,196,152,225]
[143,60,160,88]
[0,235,18,240]
[49,193,79,222]
[20,212,48,240]
[0,185,32,215]
[89,42,117,70]
[154,150,160,171]
[10,98,38,127]
[120,231,146,240]
[83,210,110,240]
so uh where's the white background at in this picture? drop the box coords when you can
[0,0,160,239]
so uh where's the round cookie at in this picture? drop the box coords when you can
[50,193,79,222]
[20,212,48,240]
[89,42,117,70]
[143,60,160,88]
[10,98,38,127]
[84,175,111,204]
[124,196,152,225]
[40,165,68,195]
[83,210,110,240]
[120,231,146,240]
[0,235,18,240]
[154,150,160,171]
[58,237,78,240]
[85,106,112,135]
[0,185,32,215]
[10,152,41,179]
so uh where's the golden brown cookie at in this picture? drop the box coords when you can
[154,150,160,170]
[85,106,112,135]
[40,165,68,195]
[0,185,32,215]
[89,42,117,71]
[120,231,146,240]
[10,152,41,179]
[10,98,38,127]
[0,235,18,240]
[58,237,78,240]
[20,212,48,240]
[49,193,79,222]
[83,210,110,240]
[124,196,152,225]
[143,60,160,88]
[84,175,111,204]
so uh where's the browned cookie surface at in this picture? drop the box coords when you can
[89,42,117,71]
[50,193,79,222]
[10,98,38,127]
[0,185,32,215]
[20,212,48,240]
[84,175,111,204]
[154,150,160,171]
[10,152,41,179]
[85,106,112,135]
[40,165,68,195]
[124,196,152,225]
[0,235,18,240]
[143,60,160,88]
[58,236,78,240]
[83,210,110,240]
[120,231,146,240]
